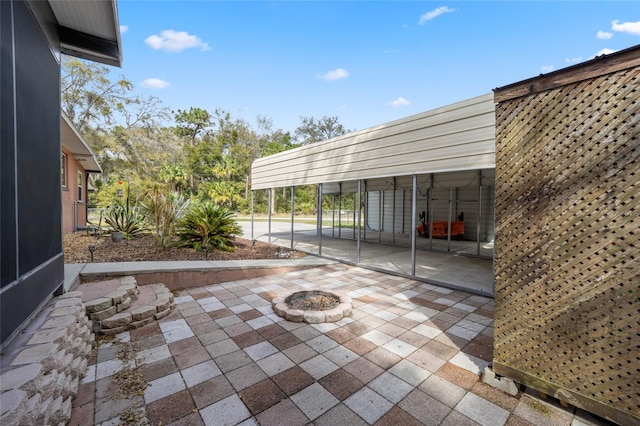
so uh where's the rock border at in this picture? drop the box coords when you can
[84,279,175,335]
[272,290,352,324]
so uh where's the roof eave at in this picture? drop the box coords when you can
[49,0,123,67]
[61,113,103,174]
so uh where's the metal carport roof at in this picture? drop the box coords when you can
[251,93,496,190]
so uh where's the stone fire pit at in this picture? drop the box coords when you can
[272,290,352,324]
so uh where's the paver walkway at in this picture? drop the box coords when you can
[70,264,610,425]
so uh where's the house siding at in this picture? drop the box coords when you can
[1,0,64,346]
[61,146,88,234]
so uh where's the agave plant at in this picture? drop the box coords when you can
[176,201,242,252]
[103,204,148,238]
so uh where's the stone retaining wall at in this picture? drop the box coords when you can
[0,292,93,425]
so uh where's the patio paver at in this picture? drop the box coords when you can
[67,264,614,425]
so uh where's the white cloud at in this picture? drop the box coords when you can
[145,30,210,52]
[565,56,583,64]
[321,68,349,81]
[541,65,555,73]
[595,48,617,57]
[419,6,455,24]
[120,25,128,34]
[389,97,410,108]
[141,78,169,89]
[611,20,640,35]
[596,30,612,40]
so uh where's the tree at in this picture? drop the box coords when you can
[174,107,214,194]
[107,125,181,180]
[61,56,135,133]
[260,131,295,157]
[62,56,178,185]
[201,180,244,209]
[173,107,213,142]
[159,163,189,193]
[294,115,352,145]
[122,95,171,130]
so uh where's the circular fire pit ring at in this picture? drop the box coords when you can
[272,290,352,324]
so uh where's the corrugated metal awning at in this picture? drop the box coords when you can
[251,93,496,190]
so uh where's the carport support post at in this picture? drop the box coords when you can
[334,194,339,237]
[318,183,323,256]
[447,187,453,252]
[378,191,383,243]
[411,174,417,276]
[363,181,367,242]
[356,180,362,264]
[291,186,295,251]
[477,170,482,255]
[338,183,342,239]
[267,188,272,243]
[250,191,254,241]
[392,177,396,245]
[429,174,434,250]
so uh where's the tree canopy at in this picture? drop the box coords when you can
[61,55,354,214]
[294,115,352,145]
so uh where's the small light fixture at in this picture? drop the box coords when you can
[88,245,96,262]
[204,244,211,258]
[252,239,257,247]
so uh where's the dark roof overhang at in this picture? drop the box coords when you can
[47,0,123,67]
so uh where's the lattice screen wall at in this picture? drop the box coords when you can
[493,54,639,425]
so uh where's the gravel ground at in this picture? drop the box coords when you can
[63,231,306,264]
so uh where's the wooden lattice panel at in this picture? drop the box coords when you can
[494,63,639,425]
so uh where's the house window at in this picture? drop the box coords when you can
[61,153,67,187]
[77,171,83,202]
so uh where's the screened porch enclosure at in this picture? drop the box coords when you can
[250,167,495,296]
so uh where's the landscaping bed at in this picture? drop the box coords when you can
[63,231,306,264]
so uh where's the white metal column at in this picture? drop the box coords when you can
[291,186,295,250]
[356,180,362,264]
[250,191,254,241]
[411,174,417,276]
[392,178,396,245]
[318,183,323,256]
[338,183,342,239]
[267,189,272,243]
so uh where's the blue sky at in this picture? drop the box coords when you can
[113,1,640,134]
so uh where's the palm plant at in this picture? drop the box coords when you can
[142,186,191,247]
[176,201,242,252]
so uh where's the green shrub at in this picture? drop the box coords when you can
[142,187,191,247]
[176,201,242,252]
[103,204,148,238]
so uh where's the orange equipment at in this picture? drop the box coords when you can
[416,221,464,239]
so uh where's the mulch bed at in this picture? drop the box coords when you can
[63,231,306,264]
